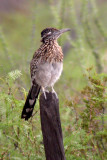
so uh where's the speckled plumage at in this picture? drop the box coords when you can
[30,40,63,87]
[21,27,70,120]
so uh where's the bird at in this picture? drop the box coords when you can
[21,27,71,120]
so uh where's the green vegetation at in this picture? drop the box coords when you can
[0,0,107,159]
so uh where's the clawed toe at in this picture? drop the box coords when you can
[41,87,48,99]
[51,87,58,98]
[43,92,47,99]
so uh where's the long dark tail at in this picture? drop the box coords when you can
[21,84,41,120]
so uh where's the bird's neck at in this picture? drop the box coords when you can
[40,39,63,63]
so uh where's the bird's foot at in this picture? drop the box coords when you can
[43,92,47,99]
[51,87,58,99]
[45,89,49,93]
[41,87,47,99]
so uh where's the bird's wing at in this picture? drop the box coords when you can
[30,50,41,79]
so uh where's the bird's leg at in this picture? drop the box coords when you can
[44,87,49,93]
[51,86,55,93]
[41,87,47,99]
[51,86,58,98]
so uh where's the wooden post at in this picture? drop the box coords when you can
[39,92,66,160]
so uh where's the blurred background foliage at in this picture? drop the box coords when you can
[0,0,107,159]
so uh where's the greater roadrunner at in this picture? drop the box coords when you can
[21,27,70,120]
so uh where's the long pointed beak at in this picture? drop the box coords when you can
[55,28,71,39]
[59,28,71,34]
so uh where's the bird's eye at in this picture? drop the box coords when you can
[47,32,51,35]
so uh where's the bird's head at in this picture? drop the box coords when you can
[41,27,71,42]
